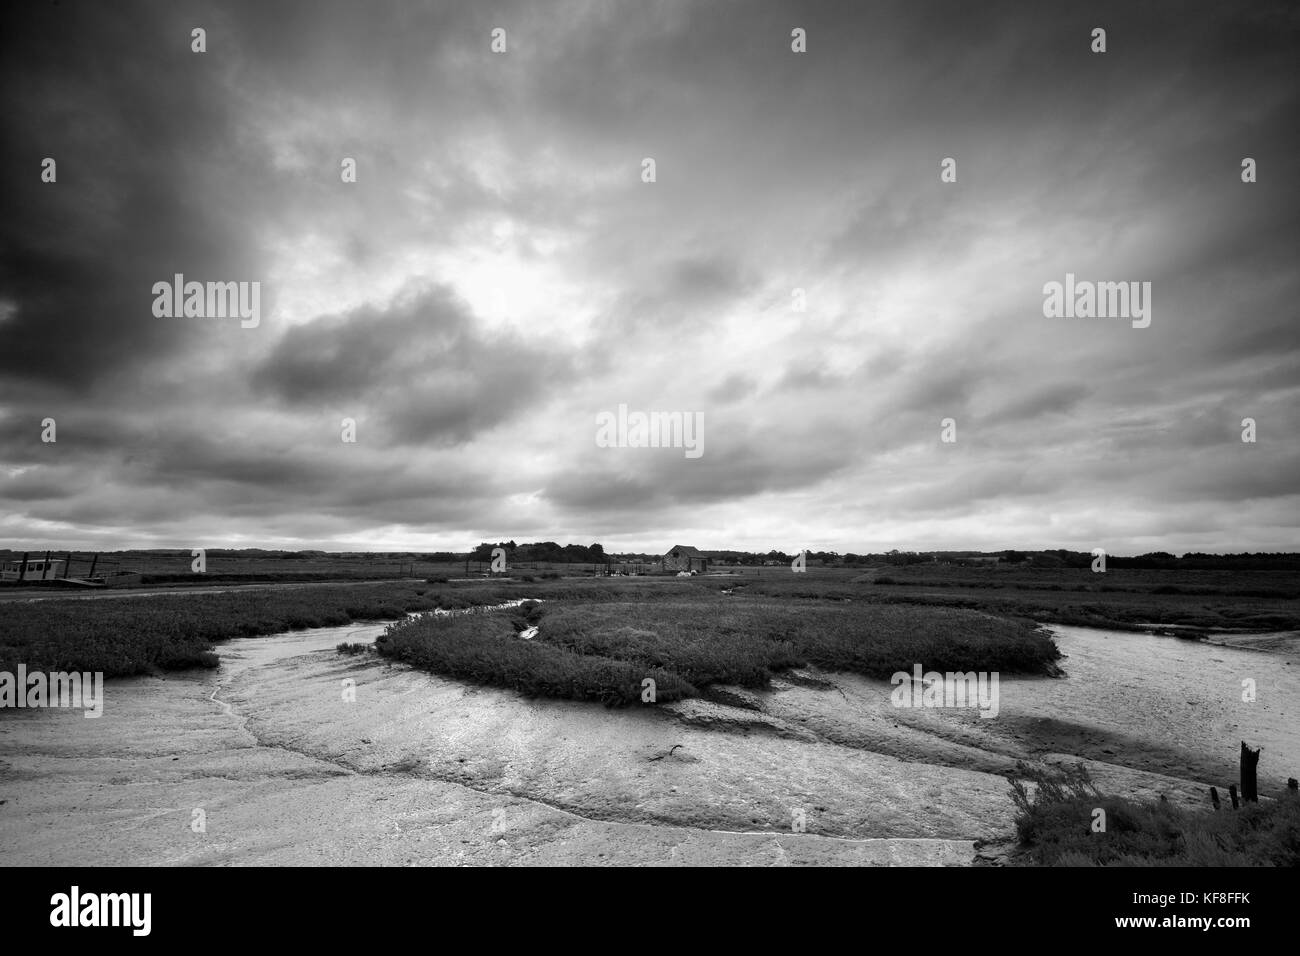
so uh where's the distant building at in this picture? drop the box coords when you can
[661,545,709,574]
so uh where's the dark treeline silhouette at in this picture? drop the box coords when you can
[470,541,607,564]
[5,546,1297,573]
[700,549,1300,571]
[471,545,1300,571]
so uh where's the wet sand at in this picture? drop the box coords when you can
[1,622,1295,865]
[0,625,978,865]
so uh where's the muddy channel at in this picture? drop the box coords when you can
[1,619,1295,866]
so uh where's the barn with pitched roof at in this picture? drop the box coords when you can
[661,545,709,574]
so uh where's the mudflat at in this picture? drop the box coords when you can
[6,619,1291,866]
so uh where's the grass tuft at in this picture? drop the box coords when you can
[1010,762,1300,866]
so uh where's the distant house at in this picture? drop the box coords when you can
[661,545,709,574]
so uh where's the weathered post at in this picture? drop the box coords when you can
[1241,742,1260,803]
[63,552,72,578]
[87,553,99,579]
[44,550,52,580]
[1209,786,1221,810]
[18,551,29,583]
[1228,784,1239,809]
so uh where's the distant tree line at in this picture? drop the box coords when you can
[470,541,607,563]
[103,545,1300,572]
[690,548,1300,571]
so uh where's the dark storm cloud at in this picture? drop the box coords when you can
[250,284,572,446]
[1,471,75,502]
[0,1,269,392]
[6,418,513,535]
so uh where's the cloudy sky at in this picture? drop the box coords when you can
[1,0,1297,555]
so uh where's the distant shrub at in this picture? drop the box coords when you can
[336,642,370,655]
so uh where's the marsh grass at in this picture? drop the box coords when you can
[0,571,1092,683]
[376,597,1060,704]
[0,579,707,677]
[376,613,695,705]
[724,569,1300,632]
[1010,763,1300,866]
[0,582,451,677]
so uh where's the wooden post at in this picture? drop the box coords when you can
[18,551,28,583]
[87,553,99,579]
[1228,784,1239,809]
[63,552,72,578]
[43,550,52,580]
[1209,786,1220,810]
[1241,741,1260,803]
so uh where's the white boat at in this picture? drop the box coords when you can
[0,557,67,581]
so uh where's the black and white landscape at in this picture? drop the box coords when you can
[1,1,1297,874]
